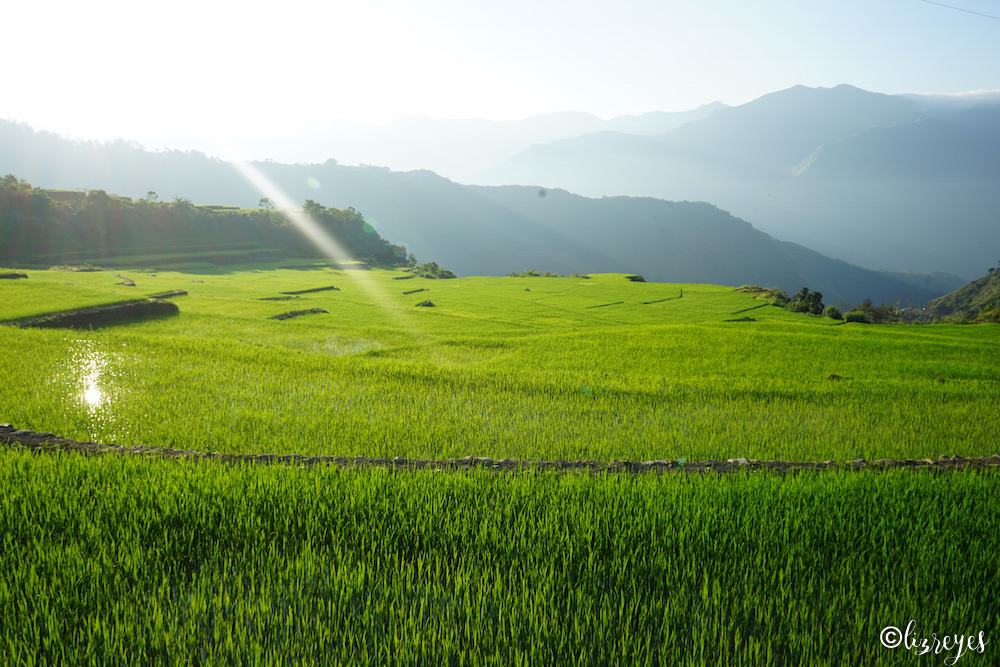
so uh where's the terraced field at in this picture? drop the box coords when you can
[1,263,997,461]
[1,262,997,664]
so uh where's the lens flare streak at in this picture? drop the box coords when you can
[205,135,421,335]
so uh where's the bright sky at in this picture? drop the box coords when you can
[2,0,998,140]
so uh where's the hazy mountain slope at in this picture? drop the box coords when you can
[603,103,728,135]
[790,117,1000,179]
[476,85,919,195]
[241,112,608,182]
[33,104,726,185]
[0,119,956,305]
[871,271,967,297]
[474,85,926,225]
[663,84,919,164]
[474,84,1000,279]
[0,121,251,203]
[234,105,726,182]
[468,185,950,306]
[757,116,1000,277]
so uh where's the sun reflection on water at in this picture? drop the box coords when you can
[67,340,126,441]
[79,350,106,407]
[83,385,103,406]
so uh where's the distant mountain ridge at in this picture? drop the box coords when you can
[478,85,922,190]
[15,103,726,185]
[475,84,1000,280]
[230,103,727,181]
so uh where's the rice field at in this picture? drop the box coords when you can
[1,451,997,666]
[1,264,997,462]
[1,262,998,664]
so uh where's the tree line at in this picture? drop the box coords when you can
[0,175,412,267]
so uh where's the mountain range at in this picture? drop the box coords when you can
[3,83,990,306]
[58,103,726,186]
[474,84,1000,281]
[0,115,963,306]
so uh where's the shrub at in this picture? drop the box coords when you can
[409,262,457,279]
[975,304,1000,323]
[845,310,868,323]
[744,287,790,306]
[508,269,561,277]
[855,300,909,324]
[823,305,843,320]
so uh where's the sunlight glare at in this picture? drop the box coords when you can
[66,340,130,444]
[205,135,420,332]
[84,386,104,407]
[79,348,106,408]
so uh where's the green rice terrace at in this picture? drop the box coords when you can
[2,261,998,665]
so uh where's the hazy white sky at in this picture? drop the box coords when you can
[3,0,998,140]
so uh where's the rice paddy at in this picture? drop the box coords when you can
[1,263,997,462]
[1,452,997,666]
[1,262,997,664]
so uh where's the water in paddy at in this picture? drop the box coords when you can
[65,339,128,443]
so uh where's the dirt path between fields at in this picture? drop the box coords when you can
[3,423,999,474]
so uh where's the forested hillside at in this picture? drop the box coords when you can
[926,266,1000,319]
[0,175,409,267]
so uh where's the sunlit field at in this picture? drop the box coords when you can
[1,263,997,462]
[2,262,998,665]
[2,452,997,666]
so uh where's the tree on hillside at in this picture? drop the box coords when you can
[0,175,57,255]
[790,287,824,315]
[301,199,405,265]
[259,197,275,224]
